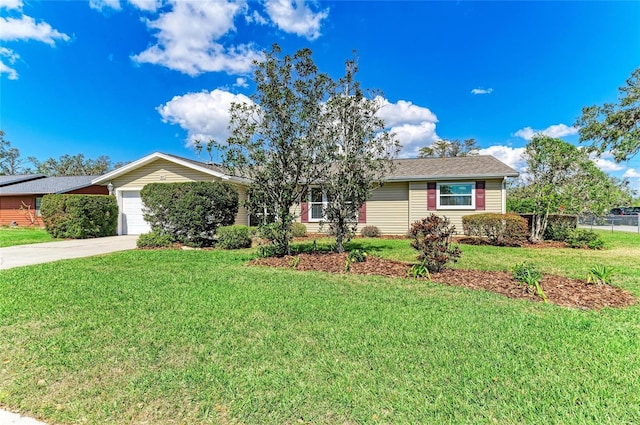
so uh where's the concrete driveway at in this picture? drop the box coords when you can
[0,235,138,270]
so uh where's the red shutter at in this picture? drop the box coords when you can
[300,202,309,223]
[475,181,485,211]
[358,202,367,223]
[427,182,437,210]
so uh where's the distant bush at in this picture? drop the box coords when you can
[217,225,252,249]
[543,216,577,242]
[360,225,380,238]
[141,181,238,247]
[291,222,307,238]
[408,214,461,273]
[566,229,604,250]
[137,230,173,249]
[462,213,528,246]
[41,194,117,239]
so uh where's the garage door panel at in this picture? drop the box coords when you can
[121,191,151,235]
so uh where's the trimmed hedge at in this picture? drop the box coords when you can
[462,213,529,246]
[41,194,117,239]
[360,225,380,238]
[140,181,238,247]
[217,225,252,249]
[137,230,174,249]
[291,222,307,238]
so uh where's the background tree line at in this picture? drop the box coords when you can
[0,130,124,176]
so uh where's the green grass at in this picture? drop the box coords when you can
[1,232,639,424]
[0,227,57,247]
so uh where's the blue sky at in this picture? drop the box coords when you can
[1,0,639,190]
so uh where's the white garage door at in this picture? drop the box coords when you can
[121,191,151,235]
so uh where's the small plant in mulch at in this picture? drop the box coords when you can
[512,262,547,303]
[586,264,614,285]
[408,214,461,273]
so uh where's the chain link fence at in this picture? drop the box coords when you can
[578,214,640,233]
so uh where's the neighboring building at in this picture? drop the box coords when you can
[93,152,518,236]
[0,176,108,226]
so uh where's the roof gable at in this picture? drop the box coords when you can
[92,152,235,185]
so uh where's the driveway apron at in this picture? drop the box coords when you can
[0,235,138,270]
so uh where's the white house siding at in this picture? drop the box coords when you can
[408,178,504,232]
[111,159,249,233]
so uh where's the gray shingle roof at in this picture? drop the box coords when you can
[162,152,230,176]
[0,176,101,195]
[388,156,519,180]
[0,174,47,187]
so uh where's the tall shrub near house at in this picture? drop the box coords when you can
[41,194,117,238]
[140,181,238,247]
[408,214,461,272]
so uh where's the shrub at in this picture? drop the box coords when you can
[41,194,117,239]
[137,231,173,249]
[543,216,577,241]
[291,222,307,238]
[566,229,604,249]
[462,213,528,246]
[408,214,461,273]
[217,225,252,249]
[512,262,547,302]
[360,225,380,238]
[140,181,238,247]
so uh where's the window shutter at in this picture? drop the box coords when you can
[358,202,367,223]
[301,202,309,223]
[475,181,485,210]
[427,182,437,210]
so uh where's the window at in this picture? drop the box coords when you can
[437,182,475,209]
[309,188,325,221]
[35,197,43,217]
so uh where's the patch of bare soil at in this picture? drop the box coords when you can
[249,252,637,310]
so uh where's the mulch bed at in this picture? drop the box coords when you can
[249,252,637,310]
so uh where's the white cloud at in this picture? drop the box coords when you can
[623,168,640,179]
[264,0,328,40]
[471,87,493,95]
[374,97,439,157]
[127,0,160,12]
[377,97,438,127]
[0,15,70,45]
[479,145,526,172]
[234,77,249,88]
[590,152,625,173]
[157,88,253,146]
[514,123,579,141]
[0,0,22,10]
[132,0,262,75]
[0,47,19,79]
[89,0,121,11]
[246,9,268,25]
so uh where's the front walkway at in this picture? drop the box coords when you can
[0,235,138,270]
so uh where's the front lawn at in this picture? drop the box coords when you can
[0,231,639,424]
[0,227,56,247]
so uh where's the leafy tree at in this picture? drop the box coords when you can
[219,44,334,256]
[28,153,124,176]
[320,57,399,253]
[0,130,24,175]
[418,138,479,158]
[576,67,640,161]
[508,135,634,242]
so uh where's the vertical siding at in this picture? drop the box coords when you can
[0,196,42,226]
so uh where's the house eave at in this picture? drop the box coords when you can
[92,152,232,185]
[385,173,519,182]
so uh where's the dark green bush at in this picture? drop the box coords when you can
[217,225,252,249]
[41,194,117,239]
[140,181,238,247]
[137,231,173,249]
[462,213,528,246]
[566,229,604,249]
[291,222,307,238]
[408,214,461,273]
[360,225,380,238]
[543,216,578,241]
